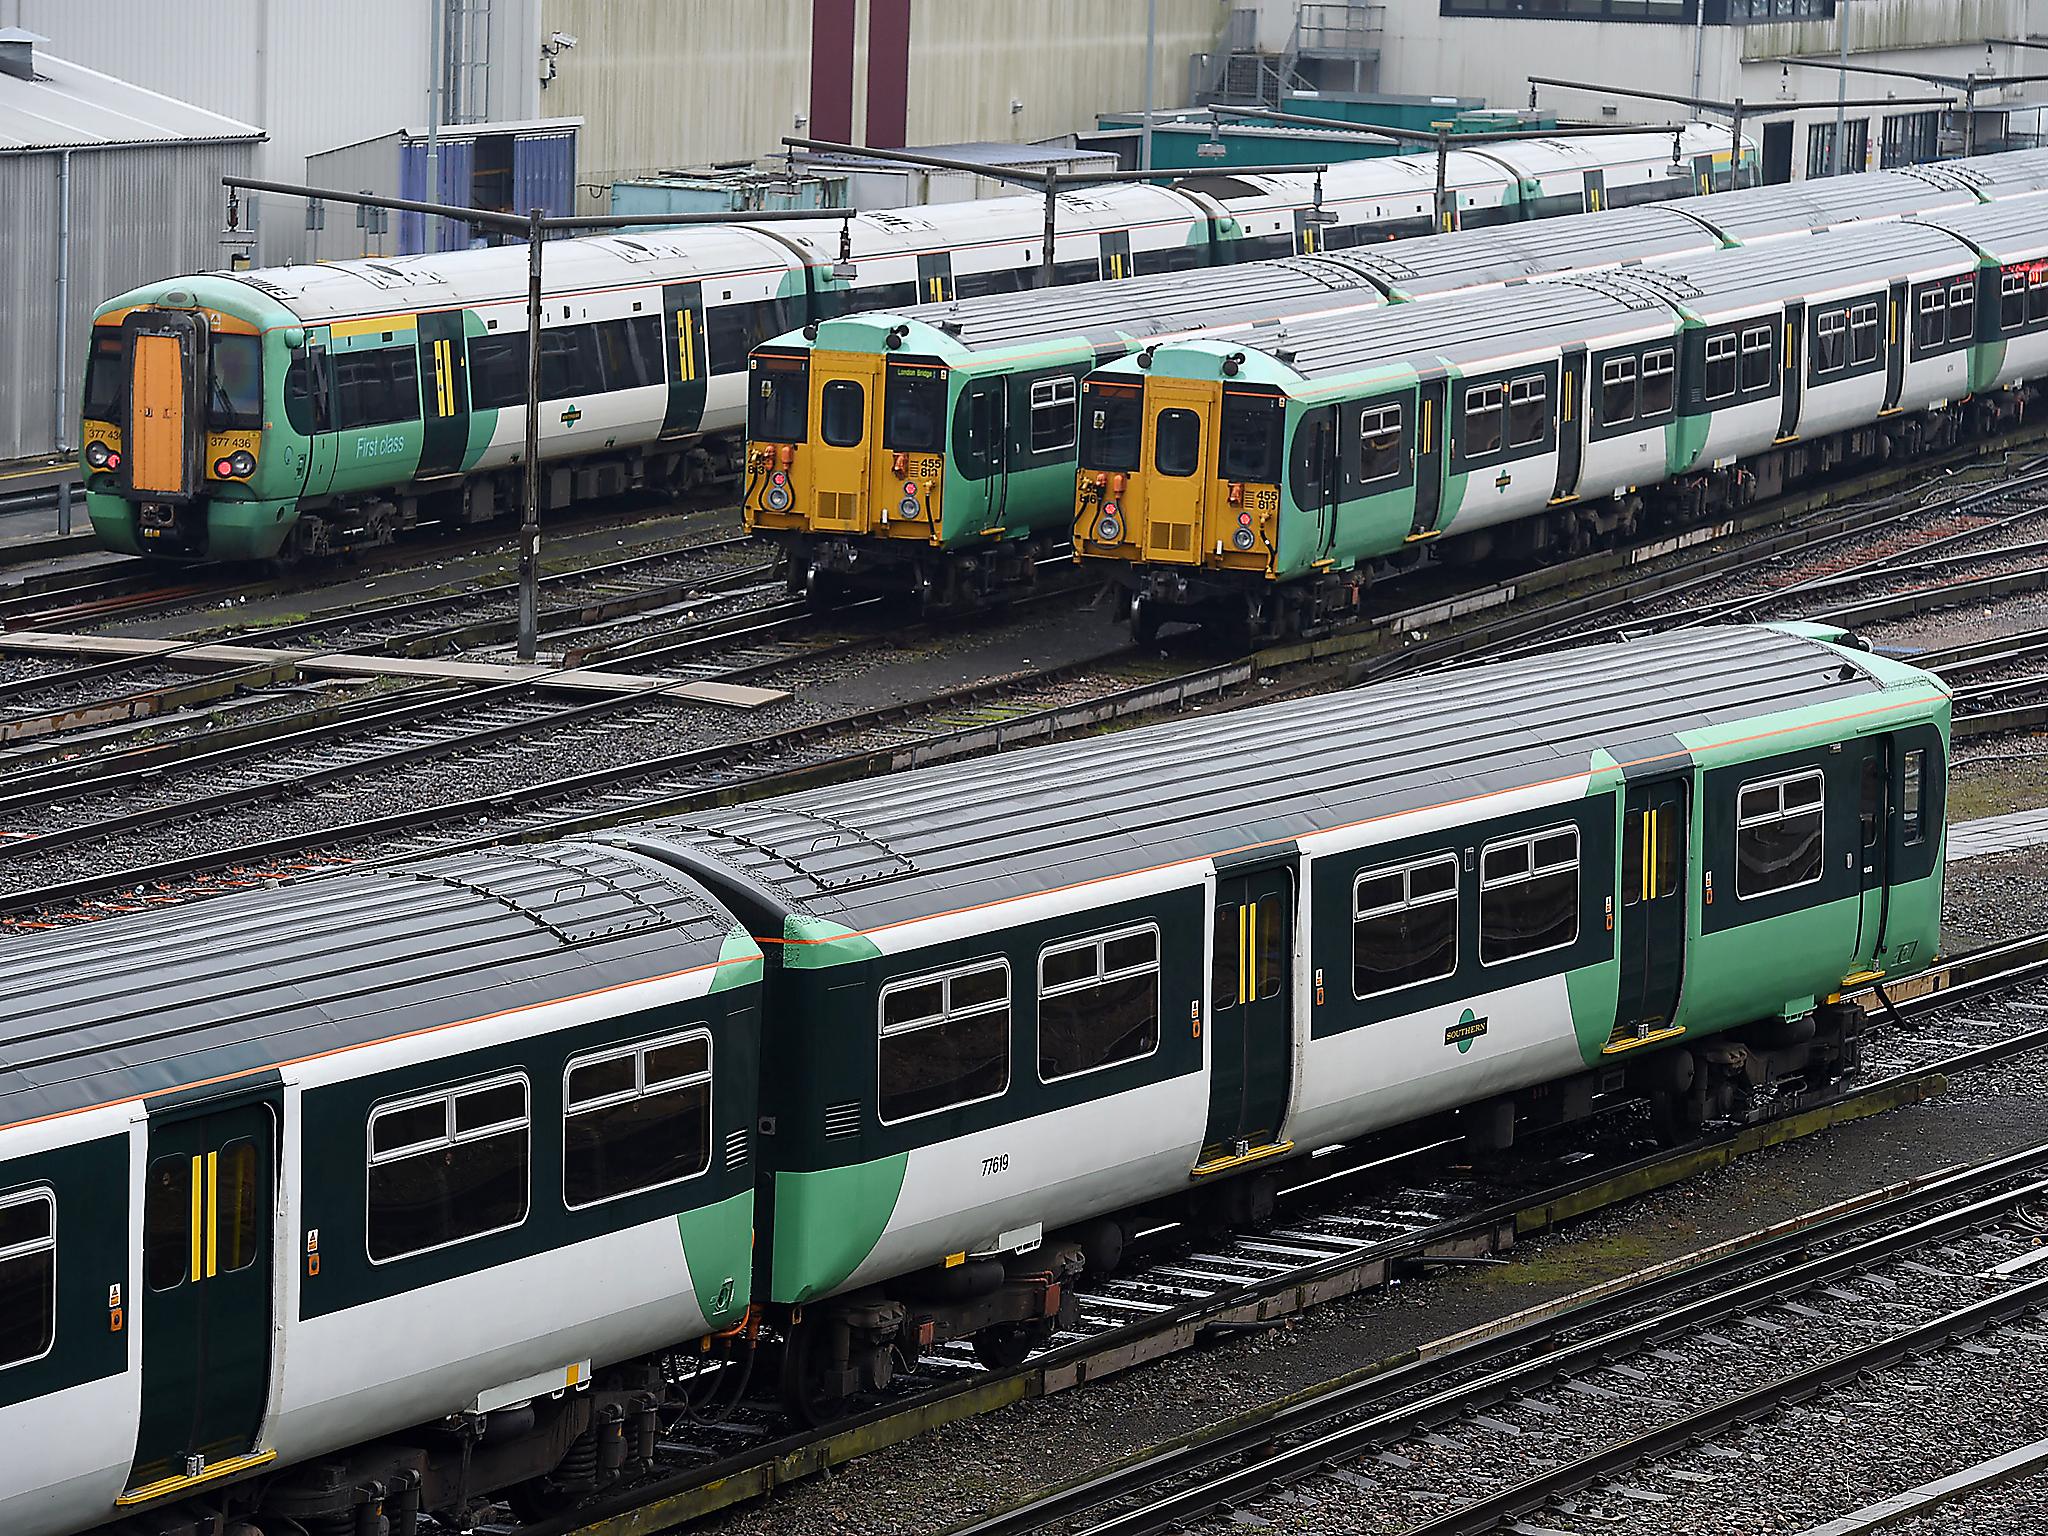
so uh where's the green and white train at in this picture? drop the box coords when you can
[0,621,1947,1535]
[80,128,1737,563]
[1076,158,2048,640]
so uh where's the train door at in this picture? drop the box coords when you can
[1852,736,1893,971]
[416,309,471,477]
[1612,774,1689,1044]
[295,336,338,501]
[1297,405,1339,560]
[809,352,885,537]
[915,252,955,305]
[660,280,708,438]
[1883,279,1908,411]
[1777,301,1804,441]
[1409,378,1447,538]
[1553,345,1586,503]
[1100,231,1133,281]
[122,310,207,502]
[1137,379,1212,564]
[959,374,1010,530]
[1292,207,1327,255]
[128,1093,276,1500]
[1201,866,1295,1168]
[1582,169,1606,214]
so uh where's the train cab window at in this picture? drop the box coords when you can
[1463,382,1504,457]
[1704,334,1737,400]
[1947,277,1976,344]
[564,1029,713,1209]
[367,1076,530,1263]
[1736,769,1826,898]
[82,331,123,422]
[1813,309,1848,376]
[820,380,866,447]
[143,1155,191,1291]
[1080,383,1143,472]
[1218,392,1283,482]
[1915,287,1946,351]
[209,333,265,429]
[1600,355,1638,426]
[878,959,1011,1123]
[2002,271,2028,332]
[1155,408,1201,477]
[1353,854,1459,998]
[1850,302,1880,366]
[1037,925,1161,1081]
[748,354,811,443]
[1479,826,1580,965]
[1507,376,1547,448]
[1358,402,1404,484]
[1211,903,1239,1012]
[1902,749,1927,845]
[886,365,949,453]
[1739,326,1774,392]
[0,1190,54,1369]
[1640,348,1676,417]
[1029,376,1079,454]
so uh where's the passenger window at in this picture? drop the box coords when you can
[1029,376,1079,454]
[367,1077,530,1262]
[1155,408,1201,476]
[1211,902,1239,1012]
[564,1030,712,1208]
[1736,769,1826,898]
[1813,310,1847,375]
[143,1155,191,1291]
[467,332,529,410]
[1600,355,1637,426]
[332,348,421,430]
[216,1139,261,1274]
[1860,755,1885,849]
[1640,348,1676,416]
[538,327,601,399]
[1948,277,1975,344]
[1507,376,1547,447]
[1901,749,1926,846]
[1463,381,1504,457]
[2001,271,2026,332]
[2030,267,2048,325]
[1358,401,1404,483]
[878,960,1011,1123]
[1739,325,1773,392]
[1479,826,1580,964]
[1256,896,1285,999]
[1037,926,1161,1081]
[1916,287,1946,351]
[707,298,794,375]
[1353,854,1458,998]
[820,379,865,447]
[0,1190,54,1369]
[1704,333,1737,400]
[1849,302,1880,366]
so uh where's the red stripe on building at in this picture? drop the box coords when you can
[865,0,912,149]
[810,0,856,143]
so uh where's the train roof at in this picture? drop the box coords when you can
[604,626,1925,940]
[803,254,1388,360]
[1597,218,1976,317]
[1670,170,1979,244]
[1337,203,1723,297]
[1911,146,2048,198]
[0,844,749,1130]
[1907,195,2048,263]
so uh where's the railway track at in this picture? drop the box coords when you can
[480,933,2048,1536]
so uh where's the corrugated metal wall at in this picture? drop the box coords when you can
[304,132,406,263]
[0,140,258,461]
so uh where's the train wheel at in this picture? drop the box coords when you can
[1130,594,1161,646]
[972,1320,1046,1372]
[777,1315,845,1428]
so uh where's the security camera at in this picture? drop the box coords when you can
[550,31,578,50]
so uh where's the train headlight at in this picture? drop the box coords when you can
[1232,527,1256,551]
[229,449,256,477]
[765,483,793,512]
[1097,501,1124,543]
[900,496,921,519]
[85,441,110,468]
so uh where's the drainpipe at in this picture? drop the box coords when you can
[53,146,71,455]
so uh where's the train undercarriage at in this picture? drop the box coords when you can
[783,527,1060,616]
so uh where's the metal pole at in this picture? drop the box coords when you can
[1435,127,1450,232]
[1966,74,1978,155]
[426,0,442,251]
[1832,0,1848,176]
[1140,0,1157,173]
[519,206,543,663]
[53,148,70,456]
[1729,96,1745,190]
[1042,171,1058,288]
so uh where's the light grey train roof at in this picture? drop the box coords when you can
[0,844,741,1130]
[1218,278,1663,382]
[836,253,1388,357]
[1335,204,1722,297]
[1598,218,1975,314]
[1907,196,2048,262]
[1912,147,2048,197]
[605,626,1889,936]
[1671,170,1979,243]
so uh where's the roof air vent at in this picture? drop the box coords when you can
[0,28,42,83]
